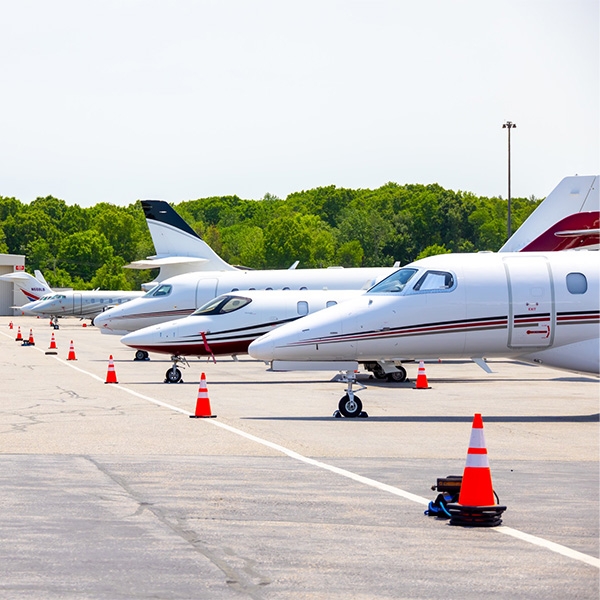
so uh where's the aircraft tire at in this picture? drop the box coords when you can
[387,366,407,383]
[338,394,363,418]
[372,364,387,379]
[165,367,182,384]
[135,350,149,361]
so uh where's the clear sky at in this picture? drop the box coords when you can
[1,0,598,207]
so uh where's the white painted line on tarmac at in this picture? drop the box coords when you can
[495,526,600,569]
[210,417,430,505]
[18,340,599,570]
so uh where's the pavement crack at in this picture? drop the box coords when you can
[84,456,270,599]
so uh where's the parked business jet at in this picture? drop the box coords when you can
[248,250,599,417]
[0,270,143,326]
[94,263,398,336]
[29,289,143,325]
[94,196,400,335]
[120,289,363,382]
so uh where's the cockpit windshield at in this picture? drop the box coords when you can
[367,268,419,294]
[192,295,252,316]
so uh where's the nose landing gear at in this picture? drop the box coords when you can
[164,355,189,383]
[333,370,369,418]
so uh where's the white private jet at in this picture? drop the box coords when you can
[120,288,363,382]
[94,201,401,336]
[0,270,144,326]
[95,266,397,335]
[248,250,599,417]
[29,289,144,325]
[0,271,144,329]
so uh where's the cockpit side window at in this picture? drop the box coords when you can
[412,270,455,292]
[192,295,252,316]
[367,268,418,294]
[219,296,251,314]
[143,284,160,297]
[150,284,172,297]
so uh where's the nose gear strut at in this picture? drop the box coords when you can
[164,355,189,383]
[333,370,369,418]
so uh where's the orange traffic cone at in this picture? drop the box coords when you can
[105,355,118,383]
[190,372,216,418]
[9,321,13,330]
[413,360,431,389]
[15,326,22,342]
[45,332,58,355]
[446,413,506,527]
[67,340,77,361]
[27,329,35,346]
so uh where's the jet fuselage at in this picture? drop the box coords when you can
[94,267,397,335]
[248,251,600,376]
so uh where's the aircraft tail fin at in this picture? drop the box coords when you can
[500,175,599,252]
[34,269,50,288]
[134,200,237,276]
[0,271,53,303]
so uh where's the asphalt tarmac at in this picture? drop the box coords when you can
[0,316,598,599]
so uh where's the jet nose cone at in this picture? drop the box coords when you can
[93,311,111,327]
[120,330,145,348]
[248,335,275,361]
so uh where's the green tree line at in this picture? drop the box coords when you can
[0,183,540,290]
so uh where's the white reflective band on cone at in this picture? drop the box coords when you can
[468,428,486,449]
[465,453,490,468]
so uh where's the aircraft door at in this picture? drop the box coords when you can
[195,278,219,309]
[503,256,555,348]
[73,293,82,315]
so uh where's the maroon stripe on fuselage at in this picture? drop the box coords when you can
[132,339,252,357]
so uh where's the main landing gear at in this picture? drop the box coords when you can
[134,350,150,361]
[164,355,189,383]
[333,370,369,418]
[365,361,408,383]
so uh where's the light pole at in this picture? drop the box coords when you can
[502,120,516,238]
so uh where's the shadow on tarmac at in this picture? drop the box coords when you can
[242,414,600,423]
